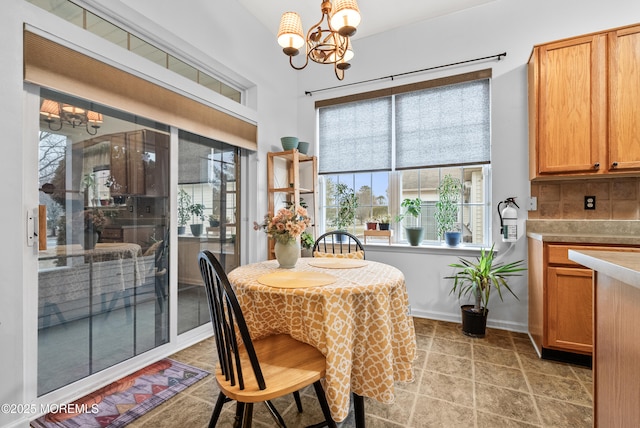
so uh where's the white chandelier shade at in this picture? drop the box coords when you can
[277,0,361,80]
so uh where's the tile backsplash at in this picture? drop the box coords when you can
[529,177,640,220]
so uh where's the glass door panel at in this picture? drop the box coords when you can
[37,89,170,395]
[177,131,240,334]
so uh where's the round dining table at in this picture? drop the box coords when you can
[227,257,417,423]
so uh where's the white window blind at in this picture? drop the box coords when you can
[318,97,392,174]
[395,79,490,169]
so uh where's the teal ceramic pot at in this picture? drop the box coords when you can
[280,136,299,151]
[297,141,310,154]
[405,227,424,246]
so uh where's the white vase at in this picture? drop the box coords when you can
[274,240,300,269]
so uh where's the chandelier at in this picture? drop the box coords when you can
[40,99,103,136]
[277,0,361,80]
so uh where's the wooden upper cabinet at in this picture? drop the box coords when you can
[529,23,640,179]
[608,25,640,172]
[531,34,606,178]
[108,130,168,196]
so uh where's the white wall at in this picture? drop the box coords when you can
[2,0,639,426]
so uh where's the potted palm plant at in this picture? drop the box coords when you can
[396,198,424,246]
[435,174,463,246]
[331,183,358,241]
[446,244,526,337]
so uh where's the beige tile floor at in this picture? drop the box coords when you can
[128,318,593,428]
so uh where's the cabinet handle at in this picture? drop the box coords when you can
[612,161,618,169]
[593,162,600,170]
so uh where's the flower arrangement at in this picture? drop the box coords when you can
[84,209,108,232]
[254,205,311,244]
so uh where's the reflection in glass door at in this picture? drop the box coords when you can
[177,131,240,334]
[37,89,170,395]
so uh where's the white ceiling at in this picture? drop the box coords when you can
[238,0,496,40]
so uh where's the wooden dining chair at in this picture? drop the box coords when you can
[312,231,365,259]
[198,250,336,428]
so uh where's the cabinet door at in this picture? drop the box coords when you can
[127,131,146,195]
[608,25,640,172]
[537,35,606,175]
[110,134,127,195]
[546,266,593,354]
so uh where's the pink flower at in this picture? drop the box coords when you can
[254,205,312,243]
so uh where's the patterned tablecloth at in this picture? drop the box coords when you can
[39,243,145,291]
[228,258,417,422]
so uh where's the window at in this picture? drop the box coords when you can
[25,0,242,103]
[318,72,491,246]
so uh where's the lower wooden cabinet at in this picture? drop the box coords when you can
[546,266,593,353]
[528,239,640,357]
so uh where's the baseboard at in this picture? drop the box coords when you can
[541,348,592,368]
[410,309,528,334]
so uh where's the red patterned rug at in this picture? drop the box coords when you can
[32,359,209,428]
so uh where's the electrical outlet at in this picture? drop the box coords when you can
[584,195,596,210]
[528,197,537,211]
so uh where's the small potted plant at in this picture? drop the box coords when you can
[365,217,378,230]
[331,183,359,241]
[177,188,191,235]
[300,231,315,257]
[396,198,424,246]
[446,244,526,337]
[208,215,220,227]
[377,214,392,231]
[435,174,463,246]
[82,172,98,207]
[188,202,206,237]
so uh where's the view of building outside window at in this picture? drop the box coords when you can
[320,165,487,245]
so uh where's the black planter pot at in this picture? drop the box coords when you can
[379,223,390,231]
[461,305,488,338]
[334,231,346,243]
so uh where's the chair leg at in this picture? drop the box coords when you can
[264,400,287,427]
[293,391,304,413]
[241,403,253,428]
[233,402,245,428]
[312,381,337,428]
[353,393,365,428]
[208,392,227,428]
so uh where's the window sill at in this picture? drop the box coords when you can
[363,242,492,256]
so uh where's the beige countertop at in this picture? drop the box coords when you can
[568,250,640,289]
[527,220,640,245]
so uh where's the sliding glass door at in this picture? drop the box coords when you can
[37,89,170,395]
